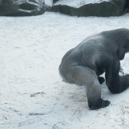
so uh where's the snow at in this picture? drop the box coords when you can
[54,0,110,8]
[1,12,129,129]
[45,0,53,6]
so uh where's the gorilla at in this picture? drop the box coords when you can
[59,28,129,110]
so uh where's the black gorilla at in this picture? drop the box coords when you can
[59,28,129,110]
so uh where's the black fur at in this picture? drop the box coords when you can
[59,28,129,110]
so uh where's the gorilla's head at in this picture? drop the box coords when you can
[116,28,129,60]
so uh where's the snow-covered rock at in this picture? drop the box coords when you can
[0,0,128,17]
[50,0,127,17]
[54,0,110,8]
[44,0,53,7]
[0,0,45,16]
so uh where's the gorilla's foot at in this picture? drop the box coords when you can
[89,99,110,110]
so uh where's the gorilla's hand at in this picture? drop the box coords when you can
[124,74,129,87]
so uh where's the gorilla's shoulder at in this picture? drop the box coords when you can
[101,28,129,35]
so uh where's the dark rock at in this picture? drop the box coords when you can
[53,0,59,4]
[0,0,17,16]
[123,0,129,14]
[1,0,128,17]
[50,0,127,17]
[19,2,39,10]
[29,0,39,4]
[0,0,45,16]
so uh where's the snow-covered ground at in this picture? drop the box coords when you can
[1,12,129,129]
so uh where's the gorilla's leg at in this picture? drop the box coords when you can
[61,48,74,62]
[61,65,110,110]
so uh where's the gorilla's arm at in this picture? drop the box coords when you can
[105,60,129,93]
